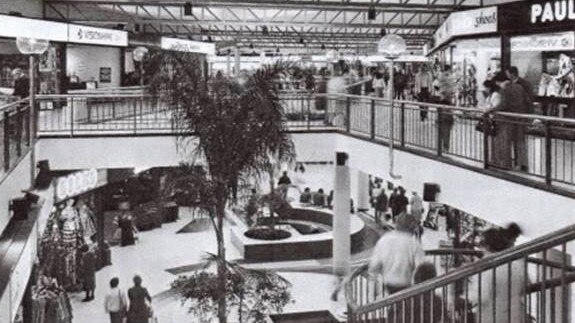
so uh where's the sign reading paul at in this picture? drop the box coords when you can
[499,0,575,32]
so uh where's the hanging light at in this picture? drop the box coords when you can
[368,6,376,20]
[325,49,339,63]
[134,24,141,33]
[184,2,193,16]
[133,46,149,62]
[249,43,254,49]
[321,43,326,50]
[16,37,49,55]
[380,28,387,37]
[378,34,406,59]
[276,47,280,53]
[299,37,304,44]
[207,36,213,42]
[262,26,269,35]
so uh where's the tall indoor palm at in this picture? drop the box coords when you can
[147,50,295,323]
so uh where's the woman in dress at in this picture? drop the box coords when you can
[127,275,152,323]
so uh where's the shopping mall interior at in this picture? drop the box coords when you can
[1,0,575,322]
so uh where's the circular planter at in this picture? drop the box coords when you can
[244,227,291,240]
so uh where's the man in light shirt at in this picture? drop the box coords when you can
[368,212,425,294]
[104,277,128,323]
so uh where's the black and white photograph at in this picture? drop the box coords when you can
[0,0,575,322]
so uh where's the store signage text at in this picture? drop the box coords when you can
[474,10,497,27]
[432,6,497,50]
[160,37,216,55]
[531,0,575,24]
[511,31,575,51]
[56,169,99,201]
[68,24,128,46]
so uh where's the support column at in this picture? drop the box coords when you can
[333,152,351,276]
[356,170,370,213]
[226,51,231,76]
[234,47,241,77]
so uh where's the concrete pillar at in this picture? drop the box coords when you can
[234,47,241,77]
[226,52,231,76]
[333,152,351,276]
[356,170,370,212]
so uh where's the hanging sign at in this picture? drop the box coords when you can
[160,37,216,55]
[68,24,128,47]
[55,169,107,202]
[0,14,68,42]
[433,6,498,49]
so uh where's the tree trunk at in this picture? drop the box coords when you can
[216,201,227,323]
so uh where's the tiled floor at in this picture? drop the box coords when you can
[69,165,450,322]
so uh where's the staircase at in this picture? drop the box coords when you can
[344,224,575,322]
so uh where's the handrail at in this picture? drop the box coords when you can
[0,97,30,112]
[348,222,575,314]
[36,94,153,99]
[321,93,575,126]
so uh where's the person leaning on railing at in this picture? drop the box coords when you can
[482,72,530,171]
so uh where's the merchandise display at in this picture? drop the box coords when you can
[31,276,73,323]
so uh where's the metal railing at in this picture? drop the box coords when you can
[0,98,32,176]
[345,223,575,323]
[33,92,575,189]
[36,94,173,136]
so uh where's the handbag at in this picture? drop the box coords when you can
[475,117,497,136]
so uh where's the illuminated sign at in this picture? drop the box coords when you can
[531,0,575,24]
[68,24,128,46]
[161,37,216,55]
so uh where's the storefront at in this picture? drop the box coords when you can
[0,14,68,104]
[428,1,575,115]
[66,25,128,90]
[427,6,499,108]
[499,0,575,117]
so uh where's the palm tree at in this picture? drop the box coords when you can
[146,50,295,323]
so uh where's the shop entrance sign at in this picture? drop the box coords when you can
[531,0,575,24]
[55,169,106,202]
[432,6,497,50]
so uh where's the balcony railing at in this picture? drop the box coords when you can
[345,223,575,323]
[0,98,32,177]
[34,92,575,191]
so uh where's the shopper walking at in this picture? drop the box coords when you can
[435,86,455,152]
[368,212,425,295]
[105,277,128,323]
[374,189,388,224]
[415,66,432,121]
[390,187,409,222]
[79,243,96,302]
[11,68,30,99]
[117,208,136,247]
[277,171,292,200]
[127,275,152,323]
[373,72,386,98]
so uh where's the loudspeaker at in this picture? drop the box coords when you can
[423,183,440,202]
[336,152,348,166]
[367,6,376,20]
[10,197,30,221]
[34,160,52,189]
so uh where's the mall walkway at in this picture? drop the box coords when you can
[69,165,450,322]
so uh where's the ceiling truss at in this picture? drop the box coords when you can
[44,0,483,54]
